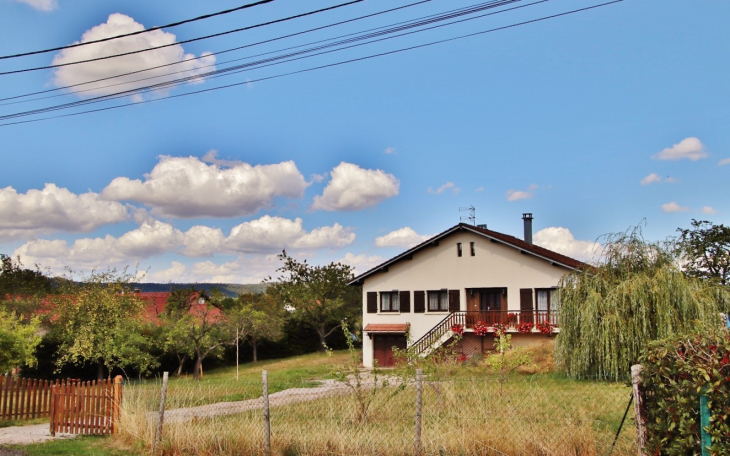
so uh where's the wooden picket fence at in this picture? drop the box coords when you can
[50,376,122,436]
[0,375,59,421]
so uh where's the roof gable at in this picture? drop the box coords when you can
[348,223,586,285]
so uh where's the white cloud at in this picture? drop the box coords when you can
[225,216,355,253]
[0,183,129,241]
[533,227,599,262]
[181,226,226,257]
[311,162,399,211]
[428,182,460,195]
[12,0,57,11]
[375,227,430,248]
[661,201,690,213]
[475,187,484,192]
[640,173,662,185]
[102,155,307,218]
[12,220,183,270]
[384,147,396,154]
[701,206,717,214]
[146,261,187,283]
[506,190,532,201]
[652,137,707,161]
[201,150,242,167]
[52,13,215,98]
[719,158,730,166]
[337,252,386,275]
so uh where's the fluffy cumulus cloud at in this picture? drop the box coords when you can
[506,184,538,202]
[311,163,399,211]
[533,227,599,262]
[652,137,707,161]
[375,227,430,248]
[661,201,690,213]
[181,226,226,257]
[13,0,57,11]
[337,252,386,275]
[640,173,661,185]
[52,14,216,98]
[0,183,129,241]
[702,206,717,215]
[225,216,355,253]
[102,155,308,218]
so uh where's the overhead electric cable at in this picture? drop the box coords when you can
[0,0,525,119]
[2,0,517,107]
[0,0,625,128]
[0,0,278,60]
[0,0,435,104]
[0,0,365,76]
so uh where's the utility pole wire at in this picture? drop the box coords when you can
[0,0,365,76]
[0,0,626,128]
[0,0,276,60]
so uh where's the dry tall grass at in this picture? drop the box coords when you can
[116,373,636,456]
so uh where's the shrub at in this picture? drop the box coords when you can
[641,329,730,455]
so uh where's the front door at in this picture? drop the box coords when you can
[372,334,407,367]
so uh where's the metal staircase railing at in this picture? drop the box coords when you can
[410,311,466,357]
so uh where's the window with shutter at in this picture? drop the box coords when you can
[399,291,410,313]
[413,291,425,313]
[366,292,377,314]
[520,288,534,323]
[448,289,460,312]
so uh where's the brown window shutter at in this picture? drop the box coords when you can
[400,291,410,313]
[413,291,425,313]
[520,288,534,323]
[448,290,460,312]
[367,292,377,313]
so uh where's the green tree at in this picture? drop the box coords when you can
[0,255,56,318]
[53,269,158,379]
[0,310,42,374]
[229,292,284,362]
[676,219,730,286]
[163,286,230,380]
[555,226,730,380]
[267,251,360,352]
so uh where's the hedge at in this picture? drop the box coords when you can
[641,328,730,455]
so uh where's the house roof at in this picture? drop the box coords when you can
[348,223,587,285]
[363,323,410,333]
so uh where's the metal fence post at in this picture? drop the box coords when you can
[415,369,423,456]
[700,394,711,456]
[152,372,169,455]
[631,364,648,456]
[263,370,271,455]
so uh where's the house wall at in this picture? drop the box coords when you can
[361,230,571,368]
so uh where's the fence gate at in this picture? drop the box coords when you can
[50,375,122,436]
[0,375,58,421]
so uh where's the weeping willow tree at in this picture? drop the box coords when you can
[555,225,730,381]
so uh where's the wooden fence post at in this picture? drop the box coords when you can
[263,370,270,456]
[631,364,648,456]
[111,375,122,435]
[49,384,57,437]
[153,372,169,455]
[415,369,423,456]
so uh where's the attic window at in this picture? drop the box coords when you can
[457,243,462,257]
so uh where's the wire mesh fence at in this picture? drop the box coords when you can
[119,370,637,456]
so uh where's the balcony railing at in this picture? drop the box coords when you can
[410,310,560,357]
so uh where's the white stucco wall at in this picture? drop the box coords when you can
[360,230,572,368]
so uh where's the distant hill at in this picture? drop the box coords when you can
[131,283,268,297]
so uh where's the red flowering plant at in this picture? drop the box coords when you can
[456,353,468,363]
[474,321,490,336]
[450,323,464,336]
[535,321,555,335]
[492,323,508,337]
[517,321,534,334]
[507,312,519,326]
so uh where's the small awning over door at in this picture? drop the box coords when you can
[363,323,409,333]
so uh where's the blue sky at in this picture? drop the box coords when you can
[1,0,728,283]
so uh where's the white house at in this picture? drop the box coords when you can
[348,214,585,368]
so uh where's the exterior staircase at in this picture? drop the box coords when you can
[410,312,467,357]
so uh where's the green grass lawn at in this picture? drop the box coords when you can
[1,436,131,456]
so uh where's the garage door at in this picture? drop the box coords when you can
[372,334,407,367]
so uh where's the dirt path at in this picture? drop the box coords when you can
[0,423,75,446]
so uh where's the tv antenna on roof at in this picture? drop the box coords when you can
[459,206,475,225]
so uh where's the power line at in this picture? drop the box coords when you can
[4,0,523,110]
[0,0,435,105]
[0,0,626,128]
[0,0,277,60]
[0,0,527,120]
[0,0,365,76]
